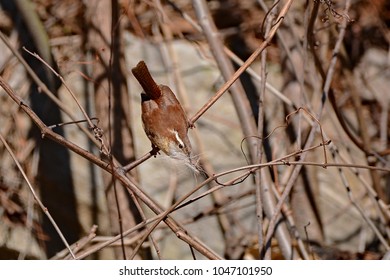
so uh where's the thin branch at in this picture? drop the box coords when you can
[190,0,295,125]
[0,132,76,259]
[23,47,94,130]
[0,31,107,155]
[0,75,221,260]
[263,0,352,254]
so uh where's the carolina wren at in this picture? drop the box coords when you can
[131,61,198,172]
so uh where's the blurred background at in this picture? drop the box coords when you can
[0,0,389,259]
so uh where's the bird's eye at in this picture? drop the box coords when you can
[172,130,185,149]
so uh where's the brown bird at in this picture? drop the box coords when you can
[131,61,198,172]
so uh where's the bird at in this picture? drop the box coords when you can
[131,60,199,172]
